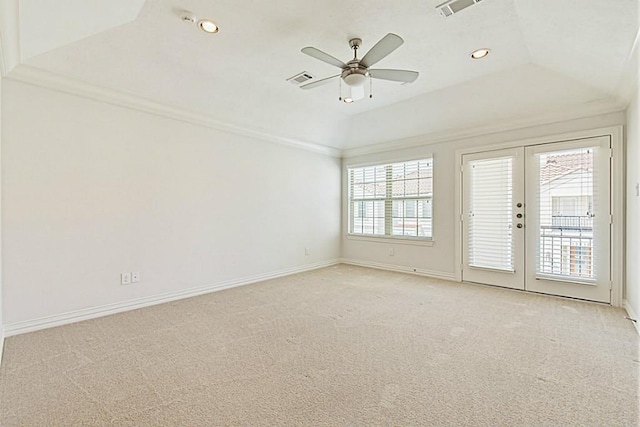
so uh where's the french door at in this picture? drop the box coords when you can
[462,147,525,290]
[462,137,612,303]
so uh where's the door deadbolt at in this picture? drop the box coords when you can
[517,223,523,228]
[516,213,523,218]
[516,202,523,208]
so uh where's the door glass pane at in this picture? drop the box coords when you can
[468,157,514,271]
[537,147,595,280]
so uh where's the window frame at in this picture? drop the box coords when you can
[346,156,434,245]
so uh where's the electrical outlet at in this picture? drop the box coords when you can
[131,272,140,283]
[121,272,132,285]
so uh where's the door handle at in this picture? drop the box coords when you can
[516,213,523,218]
[517,223,523,229]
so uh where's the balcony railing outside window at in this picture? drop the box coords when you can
[550,215,593,229]
[540,215,593,279]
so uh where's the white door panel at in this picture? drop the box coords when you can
[525,137,611,303]
[462,148,525,290]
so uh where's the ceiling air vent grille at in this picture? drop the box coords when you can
[287,72,315,85]
[436,0,483,18]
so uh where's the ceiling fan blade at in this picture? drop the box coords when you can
[369,69,419,84]
[360,33,404,68]
[301,47,347,69]
[299,74,340,90]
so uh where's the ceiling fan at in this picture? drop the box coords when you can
[300,33,419,99]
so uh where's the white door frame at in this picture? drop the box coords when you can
[454,126,624,306]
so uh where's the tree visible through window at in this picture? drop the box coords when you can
[348,158,433,239]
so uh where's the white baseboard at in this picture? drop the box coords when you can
[0,326,5,366]
[340,258,458,282]
[623,300,640,336]
[4,259,340,337]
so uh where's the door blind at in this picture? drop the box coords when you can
[536,147,597,281]
[468,156,514,271]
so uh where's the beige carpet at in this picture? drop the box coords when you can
[0,264,638,426]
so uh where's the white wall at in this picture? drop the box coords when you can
[626,87,640,321]
[0,75,632,334]
[1,79,341,327]
[0,74,4,357]
[342,112,626,280]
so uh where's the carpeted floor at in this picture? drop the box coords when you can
[0,264,638,426]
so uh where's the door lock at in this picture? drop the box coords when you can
[516,202,523,208]
[516,213,523,218]
[517,223,523,229]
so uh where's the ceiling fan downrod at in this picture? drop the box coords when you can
[350,38,362,60]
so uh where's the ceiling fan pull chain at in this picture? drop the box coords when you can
[370,75,373,99]
[338,78,343,101]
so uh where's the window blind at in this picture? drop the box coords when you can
[468,157,514,271]
[349,158,433,238]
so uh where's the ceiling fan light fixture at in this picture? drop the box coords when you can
[343,73,368,87]
[471,48,490,59]
[198,20,219,33]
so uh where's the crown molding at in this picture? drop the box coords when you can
[0,0,20,76]
[341,102,627,158]
[6,65,342,158]
[6,65,630,161]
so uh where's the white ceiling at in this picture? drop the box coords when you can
[9,0,640,150]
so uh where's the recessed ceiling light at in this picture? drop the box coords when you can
[471,48,490,59]
[198,20,219,34]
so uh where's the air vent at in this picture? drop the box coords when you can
[436,0,483,18]
[287,72,315,85]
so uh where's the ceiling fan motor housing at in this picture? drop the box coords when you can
[342,62,369,87]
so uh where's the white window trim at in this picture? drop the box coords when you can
[347,157,434,241]
[344,153,435,169]
[346,234,435,246]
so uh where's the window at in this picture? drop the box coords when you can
[348,158,433,239]
[538,147,596,280]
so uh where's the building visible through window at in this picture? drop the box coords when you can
[538,148,595,279]
[348,158,433,239]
